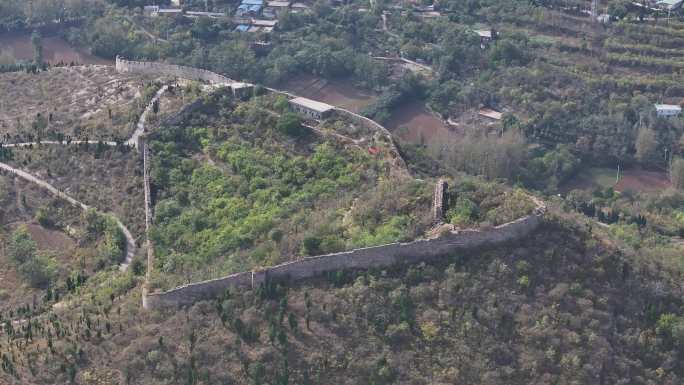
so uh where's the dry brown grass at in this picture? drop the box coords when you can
[0,66,155,141]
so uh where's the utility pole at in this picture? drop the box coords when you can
[616,164,621,184]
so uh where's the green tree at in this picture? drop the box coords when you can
[671,158,684,190]
[277,113,306,137]
[19,251,58,288]
[8,225,36,265]
[635,127,657,164]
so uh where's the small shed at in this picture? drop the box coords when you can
[289,97,334,119]
[251,19,278,26]
[143,5,160,16]
[267,1,291,7]
[478,108,503,121]
[655,0,684,10]
[291,2,310,12]
[231,82,254,99]
[157,8,183,16]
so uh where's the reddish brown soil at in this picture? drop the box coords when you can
[0,34,112,65]
[0,223,77,313]
[23,223,76,253]
[385,101,455,145]
[278,74,377,113]
[614,169,671,193]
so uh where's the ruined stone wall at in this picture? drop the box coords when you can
[125,58,547,310]
[116,56,235,84]
[433,179,448,222]
[144,203,545,309]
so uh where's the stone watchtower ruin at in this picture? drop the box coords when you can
[432,178,448,222]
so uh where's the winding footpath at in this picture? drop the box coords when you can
[2,140,118,148]
[127,85,169,148]
[0,84,168,272]
[0,162,136,271]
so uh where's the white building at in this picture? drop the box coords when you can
[654,0,684,10]
[289,97,334,119]
[655,104,682,117]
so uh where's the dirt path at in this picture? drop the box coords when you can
[0,162,136,271]
[2,140,118,148]
[127,85,169,148]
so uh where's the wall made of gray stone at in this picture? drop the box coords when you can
[116,56,235,84]
[145,208,543,309]
[124,57,547,310]
[144,271,254,308]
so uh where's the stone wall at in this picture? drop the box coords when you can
[122,58,548,310]
[116,56,235,85]
[433,178,448,222]
[144,202,545,309]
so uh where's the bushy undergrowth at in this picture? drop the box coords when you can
[149,94,433,288]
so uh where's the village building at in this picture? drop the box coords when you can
[291,3,311,12]
[231,82,254,99]
[654,0,684,10]
[655,104,682,117]
[143,5,160,16]
[237,4,263,17]
[263,1,290,18]
[156,8,183,16]
[474,28,496,48]
[237,0,264,17]
[250,19,278,27]
[289,97,334,119]
[478,107,503,121]
[186,11,227,18]
[250,41,273,55]
[267,1,291,9]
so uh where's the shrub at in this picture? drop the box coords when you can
[8,225,36,265]
[448,197,478,227]
[35,206,56,228]
[18,251,58,288]
[277,113,307,137]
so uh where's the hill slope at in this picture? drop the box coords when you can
[1,214,682,384]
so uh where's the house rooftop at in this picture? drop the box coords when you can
[478,108,503,120]
[267,1,291,7]
[186,11,226,17]
[290,97,334,113]
[655,104,682,110]
[475,29,492,38]
[250,19,278,26]
[237,4,263,12]
[157,8,183,13]
[231,82,253,89]
[655,0,683,9]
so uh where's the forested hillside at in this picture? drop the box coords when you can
[1,214,682,384]
[1,0,684,384]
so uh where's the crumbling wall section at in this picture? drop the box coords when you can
[144,201,545,309]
